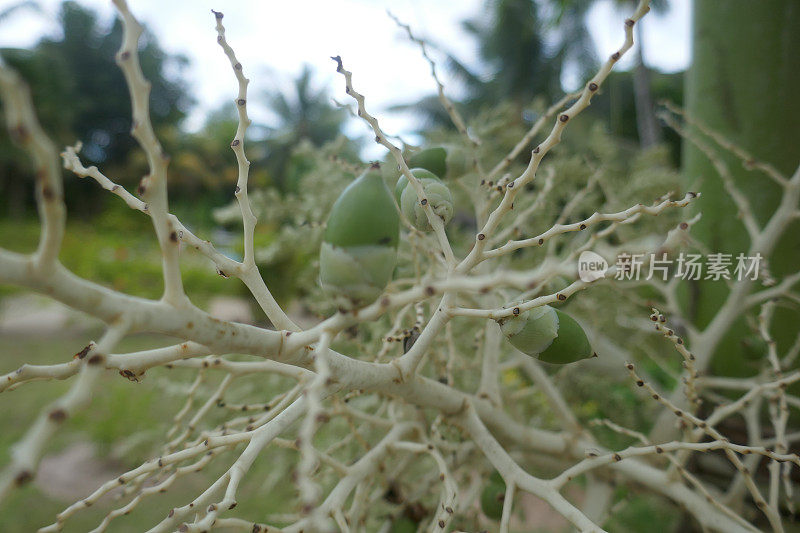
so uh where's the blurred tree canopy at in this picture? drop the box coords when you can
[394,0,574,128]
[0,0,686,224]
[456,0,566,107]
[0,0,192,217]
[393,0,679,160]
[1,0,354,222]
[169,64,356,227]
[259,64,352,193]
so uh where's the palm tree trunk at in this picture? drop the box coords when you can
[681,0,800,377]
[632,21,661,147]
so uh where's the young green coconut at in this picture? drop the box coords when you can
[394,168,454,232]
[408,146,447,178]
[407,145,471,180]
[319,165,399,308]
[498,305,596,364]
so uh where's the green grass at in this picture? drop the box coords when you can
[0,216,242,306]
[0,333,188,530]
[0,332,301,531]
[0,213,303,530]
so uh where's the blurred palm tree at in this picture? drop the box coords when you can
[456,0,560,106]
[555,0,669,147]
[261,64,350,192]
[618,0,668,147]
[394,0,597,130]
[395,0,670,149]
[543,0,599,93]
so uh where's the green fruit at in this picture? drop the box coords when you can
[390,516,418,533]
[320,167,399,307]
[498,306,595,364]
[407,145,471,179]
[480,473,506,520]
[408,147,447,178]
[394,168,454,232]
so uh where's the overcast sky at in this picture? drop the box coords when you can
[0,0,690,146]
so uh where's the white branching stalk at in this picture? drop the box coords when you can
[454,0,652,275]
[112,0,187,307]
[210,9,297,332]
[1,1,798,532]
[485,192,698,260]
[329,54,457,269]
[648,104,800,448]
[388,11,485,182]
[0,322,129,503]
[0,55,65,270]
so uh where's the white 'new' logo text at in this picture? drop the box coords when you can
[578,251,608,282]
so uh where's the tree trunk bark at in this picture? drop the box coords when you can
[632,21,661,147]
[682,0,800,377]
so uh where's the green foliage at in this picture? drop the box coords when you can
[389,516,418,533]
[260,64,351,193]
[460,0,560,105]
[0,334,303,531]
[604,490,680,533]
[394,0,602,131]
[0,1,192,217]
[0,213,234,305]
